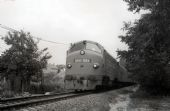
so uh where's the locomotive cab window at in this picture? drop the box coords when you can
[86,43,101,53]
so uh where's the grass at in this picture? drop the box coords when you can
[1,90,15,98]
[123,85,170,110]
[130,86,170,99]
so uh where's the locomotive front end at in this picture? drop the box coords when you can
[65,40,104,90]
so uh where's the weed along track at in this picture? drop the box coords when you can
[0,91,93,111]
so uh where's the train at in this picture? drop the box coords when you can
[64,40,131,91]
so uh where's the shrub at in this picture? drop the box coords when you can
[1,90,15,98]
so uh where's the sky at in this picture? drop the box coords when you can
[0,0,142,64]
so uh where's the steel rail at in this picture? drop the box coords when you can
[0,91,93,111]
[0,91,73,103]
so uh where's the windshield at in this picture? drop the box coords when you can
[86,43,101,53]
[69,42,102,53]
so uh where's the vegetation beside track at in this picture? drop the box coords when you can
[118,0,170,95]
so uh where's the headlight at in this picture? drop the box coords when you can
[93,63,99,69]
[67,64,72,69]
[80,50,85,55]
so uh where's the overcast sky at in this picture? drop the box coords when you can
[0,0,142,64]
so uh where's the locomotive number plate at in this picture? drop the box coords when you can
[75,58,91,63]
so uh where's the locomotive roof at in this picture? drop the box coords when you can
[72,40,104,49]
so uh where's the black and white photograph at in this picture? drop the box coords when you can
[0,0,170,111]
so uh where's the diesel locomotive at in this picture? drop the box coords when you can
[64,40,130,91]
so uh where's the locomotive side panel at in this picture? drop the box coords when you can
[103,50,119,81]
[118,58,131,82]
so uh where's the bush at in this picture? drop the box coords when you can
[42,83,56,92]
[1,90,15,98]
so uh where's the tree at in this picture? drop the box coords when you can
[118,0,170,94]
[0,31,51,93]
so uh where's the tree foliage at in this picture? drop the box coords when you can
[118,0,170,93]
[0,31,51,92]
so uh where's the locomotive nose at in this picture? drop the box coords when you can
[66,50,103,75]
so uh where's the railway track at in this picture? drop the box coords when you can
[0,84,135,111]
[0,91,72,104]
[0,91,93,111]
